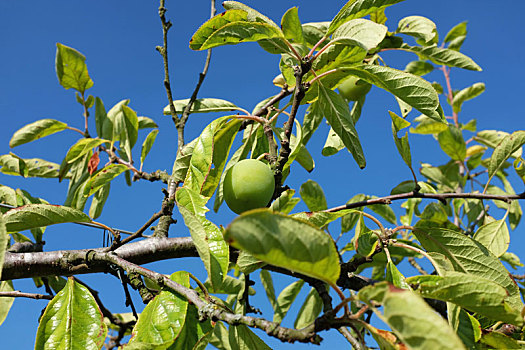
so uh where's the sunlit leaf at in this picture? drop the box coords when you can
[316,83,365,168]
[55,43,94,93]
[338,65,444,122]
[332,19,387,51]
[84,164,128,197]
[327,0,404,35]
[294,287,323,329]
[437,125,466,161]
[452,82,485,113]
[0,281,14,326]
[35,278,107,350]
[408,272,523,325]
[412,227,522,309]
[488,130,525,181]
[3,203,90,232]
[140,129,159,169]
[130,271,190,346]
[65,138,109,164]
[473,219,510,257]
[400,43,482,71]
[397,16,436,42]
[163,98,239,116]
[225,210,340,284]
[9,119,69,148]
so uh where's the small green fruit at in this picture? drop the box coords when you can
[223,159,275,214]
[338,76,372,101]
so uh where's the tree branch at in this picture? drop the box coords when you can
[325,190,525,213]
[0,291,53,300]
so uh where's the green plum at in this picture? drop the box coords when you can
[338,75,372,101]
[223,159,275,214]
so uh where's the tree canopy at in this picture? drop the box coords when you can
[1,0,525,349]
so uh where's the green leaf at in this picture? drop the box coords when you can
[331,19,387,51]
[222,1,279,27]
[300,180,327,212]
[200,119,242,198]
[140,129,159,169]
[65,138,109,164]
[89,183,110,220]
[163,98,239,116]
[315,83,365,168]
[374,284,466,350]
[171,140,196,184]
[138,116,158,129]
[293,209,355,229]
[408,272,523,326]
[94,97,112,139]
[273,280,304,324]
[412,227,522,310]
[184,118,228,195]
[0,153,28,177]
[295,145,315,172]
[400,43,482,71]
[281,7,305,44]
[130,271,190,346]
[177,194,228,290]
[452,82,485,113]
[453,308,481,349]
[410,114,448,134]
[370,8,387,24]
[473,219,510,257]
[404,60,434,76]
[386,261,410,289]
[55,43,94,93]
[189,10,285,51]
[444,21,467,51]
[294,287,323,329]
[225,210,340,284]
[0,213,6,280]
[339,65,444,122]
[354,215,379,257]
[269,189,300,214]
[437,125,466,161]
[397,16,437,42]
[168,303,212,350]
[35,278,107,350]
[9,119,69,148]
[302,21,330,48]
[488,130,525,181]
[390,111,412,168]
[481,331,521,349]
[228,324,272,350]
[118,105,139,160]
[0,155,61,179]
[3,203,90,232]
[106,99,129,142]
[84,164,128,197]
[322,128,345,156]
[0,281,14,326]
[327,0,404,36]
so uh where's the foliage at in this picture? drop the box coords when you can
[1,1,525,349]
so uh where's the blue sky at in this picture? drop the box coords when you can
[1,0,524,348]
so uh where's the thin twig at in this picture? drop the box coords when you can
[177,0,216,153]
[0,291,53,300]
[325,190,525,213]
[106,210,164,251]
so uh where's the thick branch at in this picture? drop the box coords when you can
[1,237,197,281]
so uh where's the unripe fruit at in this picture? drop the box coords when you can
[223,159,275,214]
[338,76,372,101]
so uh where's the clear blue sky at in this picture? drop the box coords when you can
[1,0,524,348]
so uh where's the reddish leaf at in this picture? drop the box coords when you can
[88,152,100,175]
